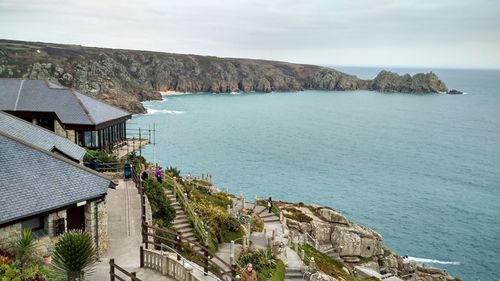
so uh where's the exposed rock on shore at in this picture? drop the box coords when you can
[0,39,448,113]
[280,202,458,281]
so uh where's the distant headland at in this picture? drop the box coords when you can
[0,39,449,113]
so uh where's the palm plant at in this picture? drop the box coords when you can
[51,231,97,281]
[13,228,37,269]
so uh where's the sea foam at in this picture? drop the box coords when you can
[146,109,185,115]
[407,257,460,265]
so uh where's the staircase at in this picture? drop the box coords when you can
[319,244,341,260]
[255,205,281,223]
[164,188,202,253]
[285,268,304,281]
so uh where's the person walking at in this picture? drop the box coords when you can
[141,169,149,182]
[268,197,272,213]
[155,167,163,183]
[240,263,257,281]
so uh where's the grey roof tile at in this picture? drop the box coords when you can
[0,133,111,225]
[0,112,86,161]
[0,79,131,126]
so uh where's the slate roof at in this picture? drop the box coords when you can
[0,79,131,126]
[0,112,86,161]
[0,132,113,226]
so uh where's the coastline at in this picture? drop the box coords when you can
[160,90,195,96]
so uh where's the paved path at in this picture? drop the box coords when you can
[92,180,172,281]
[231,199,305,280]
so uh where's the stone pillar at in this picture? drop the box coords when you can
[230,241,235,266]
[301,249,305,260]
[309,257,316,270]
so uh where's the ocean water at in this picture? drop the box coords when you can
[131,68,500,281]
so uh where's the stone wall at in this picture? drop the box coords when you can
[84,200,108,255]
[0,223,22,250]
[54,119,66,138]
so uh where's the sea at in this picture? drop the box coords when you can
[130,67,500,281]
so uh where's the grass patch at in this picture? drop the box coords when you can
[299,244,354,281]
[283,207,312,223]
[271,260,285,281]
[221,226,245,244]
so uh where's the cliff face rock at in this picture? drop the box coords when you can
[281,203,457,281]
[0,40,448,113]
[371,70,447,93]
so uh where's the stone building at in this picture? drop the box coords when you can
[0,79,131,150]
[0,131,115,256]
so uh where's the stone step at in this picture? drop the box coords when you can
[174,222,192,230]
[262,217,280,223]
[173,218,189,225]
[260,212,276,218]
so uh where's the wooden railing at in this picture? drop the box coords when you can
[109,259,142,281]
[141,222,238,280]
[131,159,239,280]
[141,246,218,281]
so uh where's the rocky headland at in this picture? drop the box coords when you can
[278,201,460,281]
[0,39,448,113]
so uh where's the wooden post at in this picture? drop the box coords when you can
[140,246,144,268]
[139,128,142,157]
[204,246,209,275]
[176,235,182,261]
[142,221,149,249]
[110,258,115,281]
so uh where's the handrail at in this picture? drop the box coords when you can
[159,243,220,281]
[171,177,208,242]
[142,222,239,280]
[109,258,142,281]
[303,231,319,249]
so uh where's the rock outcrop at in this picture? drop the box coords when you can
[281,203,458,281]
[0,39,448,113]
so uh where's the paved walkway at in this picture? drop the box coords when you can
[231,198,305,280]
[92,179,172,281]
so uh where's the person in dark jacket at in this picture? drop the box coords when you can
[141,169,149,182]
[268,197,273,213]
[89,157,98,171]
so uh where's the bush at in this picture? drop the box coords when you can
[165,166,181,178]
[83,150,118,163]
[144,179,176,227]
[51,231,97,281]
[238,249,277,281]
[283,207,312,223]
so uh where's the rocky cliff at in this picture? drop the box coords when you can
[281,202,458,281]
[0,39,448,113]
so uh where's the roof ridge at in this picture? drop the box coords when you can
[70,89,96,125]
[13,80,25,110]
[72,90,131,115]
[0,130,113,184]
[0,111,78,144]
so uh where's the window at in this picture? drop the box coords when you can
[84,131,91,147]
[21,216,47,237]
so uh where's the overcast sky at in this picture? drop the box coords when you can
[0,0,499,69]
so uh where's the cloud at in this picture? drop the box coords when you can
[0,0,499,68]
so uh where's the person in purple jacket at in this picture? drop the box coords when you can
[155,167,163,183]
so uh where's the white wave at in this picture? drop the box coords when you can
[146,109,185,115]
[229,91,240,95]
[407,257,460,265]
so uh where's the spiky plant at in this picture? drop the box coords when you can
[14,228,37,269]
[51,231,97,281]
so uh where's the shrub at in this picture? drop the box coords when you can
[283,207,312,223]
[83,150,118,163]
[51,231,97,281]
[13,229,37,269]
[165,166,181,178]
[238,249,277,281]
[144,179,176,227]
